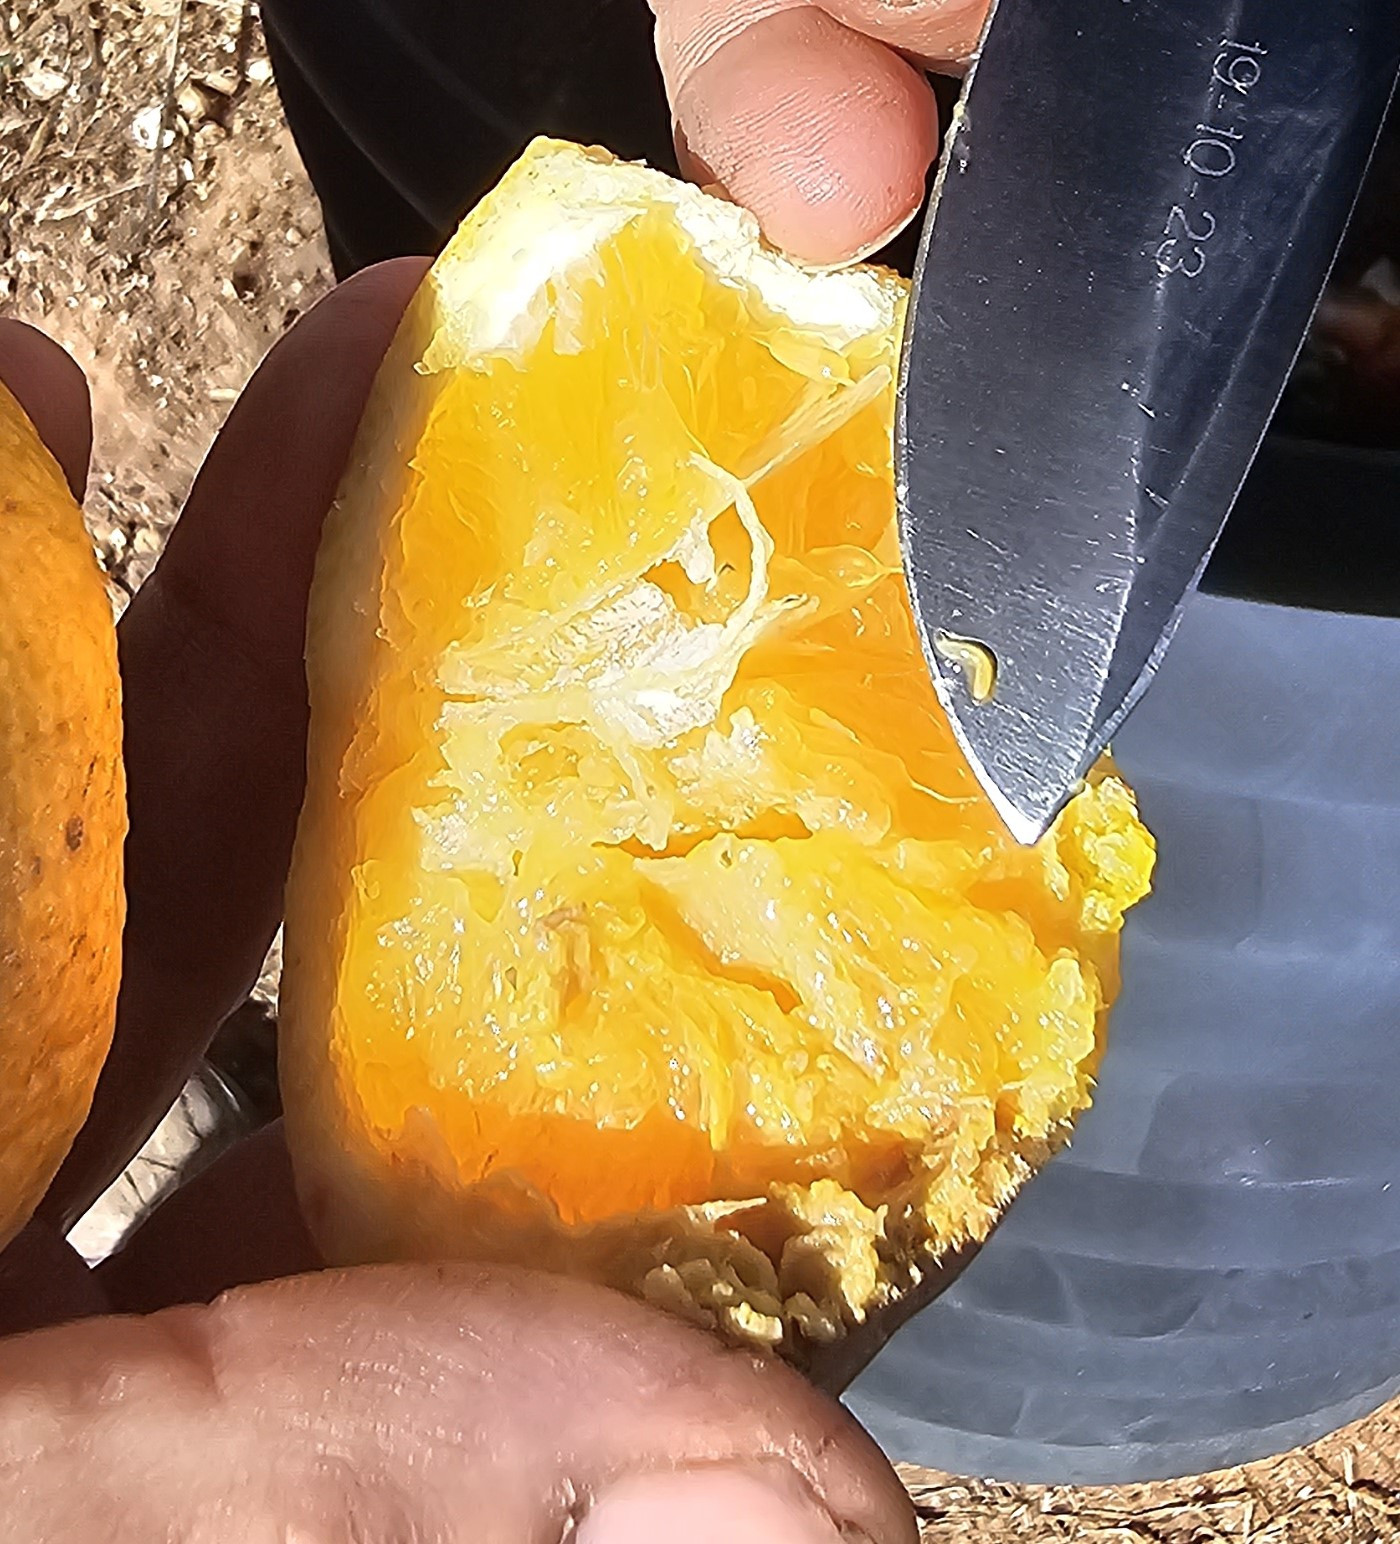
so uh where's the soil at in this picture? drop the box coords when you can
[0,0,331,609]
[900,1409,1400,1543]
[2,3,1397,1537]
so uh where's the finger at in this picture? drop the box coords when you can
[816,0,989,65]
[1315,290,1400,376]
[97,1122,319,1314]
[0,1264,916,1543]
[652,1,940,264]
[0,320,93,498]
[39,258,431,1230]
[0,1222,109,1338]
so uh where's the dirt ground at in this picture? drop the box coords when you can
[2,2,1397,1537]
[0,0,330,609]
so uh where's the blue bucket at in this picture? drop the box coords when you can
[847,435,1400,1482]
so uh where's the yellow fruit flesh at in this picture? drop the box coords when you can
[282,142,1153,1352]
[0,381,125,1251]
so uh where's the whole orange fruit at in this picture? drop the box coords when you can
[0,378,125,1251]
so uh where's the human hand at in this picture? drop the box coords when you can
[648,0,992,265]
[1,1258,912,1541]
[1310,288,1400,445]
[0,278,915,1542]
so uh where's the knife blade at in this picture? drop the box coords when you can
[896,0,1400,845]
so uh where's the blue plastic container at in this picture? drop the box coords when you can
[847,439,1400,1482]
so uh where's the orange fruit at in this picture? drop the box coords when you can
[281,141,1154,1357]
[0,379,125,1251]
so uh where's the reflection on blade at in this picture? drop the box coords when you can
[896,0,1400,842]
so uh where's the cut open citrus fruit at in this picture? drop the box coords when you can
[280,140,1154,1358]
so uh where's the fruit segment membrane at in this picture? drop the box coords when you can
[283,143,1154,1350]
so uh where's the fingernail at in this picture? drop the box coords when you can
[577,1464,854,1544]
[823,204,922,270]
[673,126,726,199]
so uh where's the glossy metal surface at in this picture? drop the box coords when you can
[896,0,1400,843]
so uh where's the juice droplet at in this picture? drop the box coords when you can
[934,632,998,703]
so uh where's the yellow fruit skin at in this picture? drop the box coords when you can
[280,267,447,1260]
[0,381,125,1252]
[281,141,1154,1356]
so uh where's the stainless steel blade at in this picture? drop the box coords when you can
[897,0,1400,844]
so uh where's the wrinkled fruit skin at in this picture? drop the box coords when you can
[0,381,125,1251]
[281,141,1154,1362]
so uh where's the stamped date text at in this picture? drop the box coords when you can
[1154,38,1267,279]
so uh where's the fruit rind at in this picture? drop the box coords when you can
[0,380,125,1251]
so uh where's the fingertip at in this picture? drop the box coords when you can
[576,1464,873,1544]
[156,254,431,668]
[818,0,990,66]
[672,7,938,265]
[0,319,94,500]
[289,255,432,362]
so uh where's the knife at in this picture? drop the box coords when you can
[896,0,1400,845]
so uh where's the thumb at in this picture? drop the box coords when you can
[652,0,941,265]
[0,1263,915,1543]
